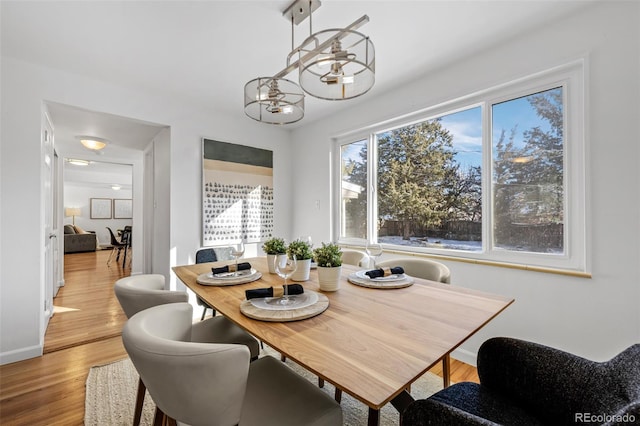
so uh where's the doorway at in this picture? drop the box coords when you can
[63,159,134,258]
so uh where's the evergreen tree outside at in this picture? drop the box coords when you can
[492,87,564,253]
[377,120,457,240]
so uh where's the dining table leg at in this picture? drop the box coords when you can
[367,407,380,426]
[390,389,415,425]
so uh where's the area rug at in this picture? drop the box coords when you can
[85,347,445,425]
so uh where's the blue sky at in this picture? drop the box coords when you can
[440,107,482,170]
[341,87,559,172]
[441,88,559,170]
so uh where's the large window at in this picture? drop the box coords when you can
[335,62,585,271]
[492,88,564,254]
[340,140,368,239]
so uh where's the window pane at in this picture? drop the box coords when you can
[340,140,367,239]
[377,107,482,251]
[492,87,564,254]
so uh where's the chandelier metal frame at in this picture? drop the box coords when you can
[244,0,375,125]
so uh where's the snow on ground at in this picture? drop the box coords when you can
[379,235,482,252]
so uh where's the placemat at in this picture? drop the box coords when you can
[240,291,329,322]
[197,270,262,286]
[347,272,414,289]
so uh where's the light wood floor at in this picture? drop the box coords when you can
[0,250,479,425]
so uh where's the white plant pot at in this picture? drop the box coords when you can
[291,258,312,282]
[266,253,287,274]
[317,266,342,291]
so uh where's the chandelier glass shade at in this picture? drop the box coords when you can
[244,77,305,124]
[298,28,375,100]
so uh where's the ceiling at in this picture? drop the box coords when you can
[3,0,596,157]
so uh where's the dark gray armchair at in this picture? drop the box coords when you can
[402,337,640,426]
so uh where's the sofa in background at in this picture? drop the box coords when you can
[64,224,97,253]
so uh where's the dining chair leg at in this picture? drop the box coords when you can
[153,407,177,426]
[152,407,163,426]
[133,378,146,426]
[442,353,451,388]
[281,354,286,362]
[107,248,115,265]
[334,388,342,403]
[318,377,325,388]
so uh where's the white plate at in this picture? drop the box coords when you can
[209,268,257,279]
[355,270,406,282]
[249,291,319,311]
[197,270,262,286]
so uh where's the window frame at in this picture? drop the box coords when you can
[333,60,587,273]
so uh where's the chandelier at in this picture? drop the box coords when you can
[244,0,375,125]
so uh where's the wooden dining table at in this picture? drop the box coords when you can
[173,257,514,425]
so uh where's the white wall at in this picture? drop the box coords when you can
[291,1,640,362]
[0,57,293,364]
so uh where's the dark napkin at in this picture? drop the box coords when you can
[365,266,405,279]
[245,284,304,300]
[212,262,251,275]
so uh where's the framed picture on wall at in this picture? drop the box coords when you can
[113,199,133,219]
[90,198,112,219]
[202,138,274,246]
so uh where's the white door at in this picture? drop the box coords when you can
[42,110,56,331]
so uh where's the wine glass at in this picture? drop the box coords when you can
[230,242,245,276]
[365,242,383,268]
[274,255,297,305]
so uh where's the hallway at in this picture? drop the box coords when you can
[45,250,130,353]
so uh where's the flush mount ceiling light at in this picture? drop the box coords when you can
[76,136,108,151]
[244,0,375,125]
[66,158,92,166]
[111,184,121,190]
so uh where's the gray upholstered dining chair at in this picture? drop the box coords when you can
[376,257,451,284]
[114,274,260,426]
[122,302,343,426]
[194,246,236,320]
[195,247,218,320]
[376,257,452,388]
[402,337,640,425]
[341,248,369,267]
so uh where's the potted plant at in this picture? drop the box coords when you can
[262,237,288,274]
[287,238,313,281]
[313,242,343,291]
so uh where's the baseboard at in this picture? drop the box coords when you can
[452,347,477,367]
[0,344,43,365]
